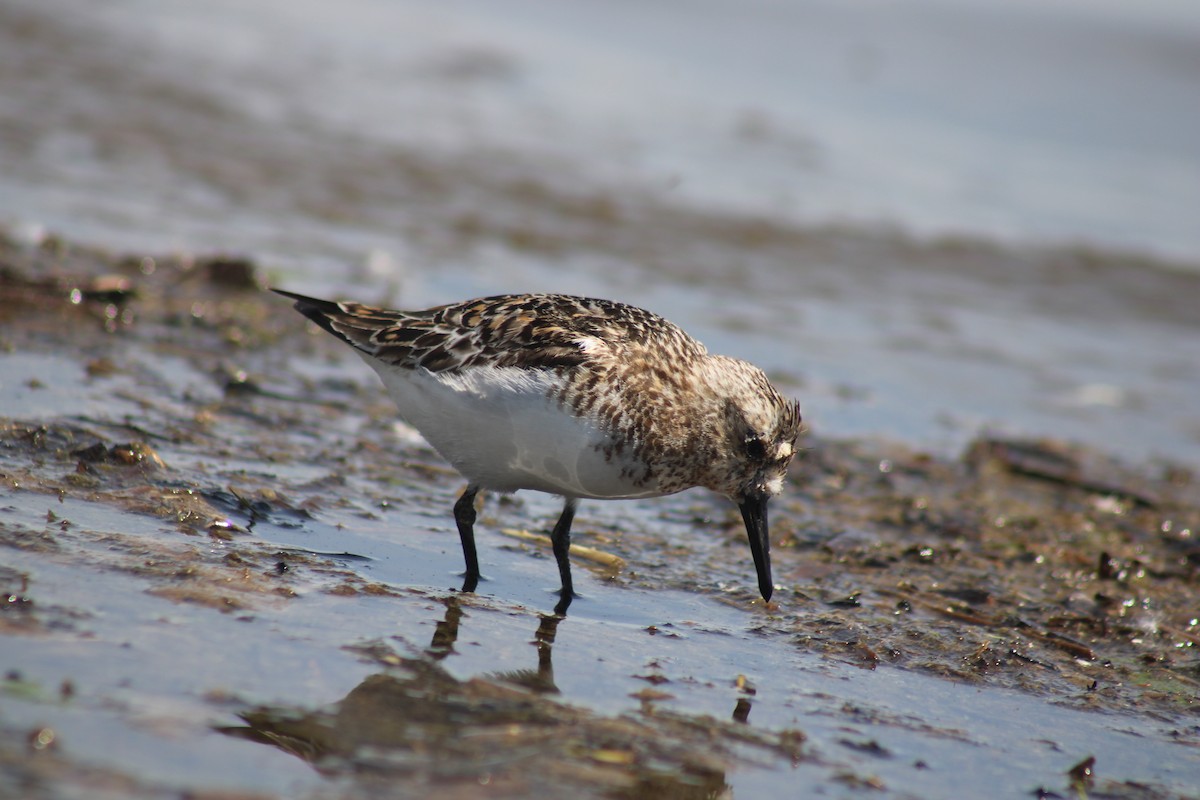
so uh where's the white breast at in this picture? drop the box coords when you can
[364,357,663,500]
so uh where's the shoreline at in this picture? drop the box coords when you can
[2,230,1197,798]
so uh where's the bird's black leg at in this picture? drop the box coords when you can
[550,498,578,615]
[453,485,481,593]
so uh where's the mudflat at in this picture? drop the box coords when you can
[2,230,1197,798]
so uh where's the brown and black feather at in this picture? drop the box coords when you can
[272,289,704,375]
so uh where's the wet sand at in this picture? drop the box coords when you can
[2,232,1198,798]
[3,0,1200,796]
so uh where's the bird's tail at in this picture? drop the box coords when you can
[271,288,399,355]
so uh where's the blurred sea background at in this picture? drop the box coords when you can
[3,0,1199,466]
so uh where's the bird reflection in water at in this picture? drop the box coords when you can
[426,596,560,693]
[215,596,777,798]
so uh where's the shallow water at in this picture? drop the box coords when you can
[5,0,1200,258]
[2,2,1200,797]
[4,482,1197,798]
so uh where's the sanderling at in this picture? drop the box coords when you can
[275,290,802,613]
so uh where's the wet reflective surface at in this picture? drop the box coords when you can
[2,1,1200,796]
[3,473,1197,798]
[2,243,1198,797]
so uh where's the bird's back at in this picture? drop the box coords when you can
[278,291,712,498]
[279,292,706,375]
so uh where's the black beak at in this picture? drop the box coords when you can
[738,492,774,602]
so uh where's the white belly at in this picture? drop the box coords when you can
[366,358,661,499]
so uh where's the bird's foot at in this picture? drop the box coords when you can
[458,571,482,593]
[552,587,577,616]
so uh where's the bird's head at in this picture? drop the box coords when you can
[701,357,802,602]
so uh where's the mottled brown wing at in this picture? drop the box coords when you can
[274,291,703,374]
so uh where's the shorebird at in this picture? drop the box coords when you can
[275,290,802,613]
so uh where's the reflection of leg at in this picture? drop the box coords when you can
[534,614,561,692]
[427,595,464,660]
[453,485,481,592]
[550,498,578,615]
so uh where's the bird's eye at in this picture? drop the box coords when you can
[745,435,766,460]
